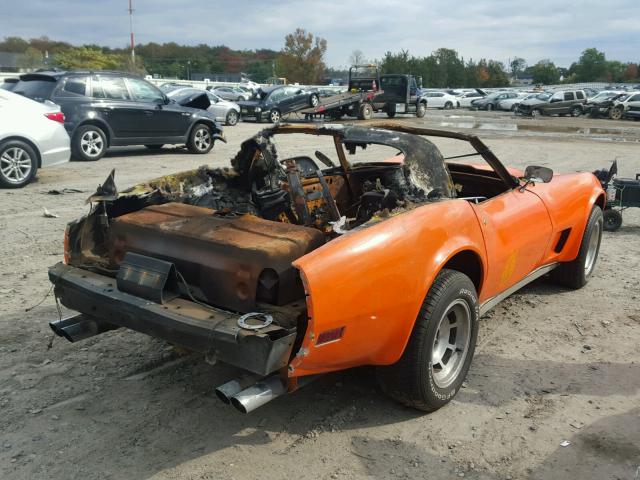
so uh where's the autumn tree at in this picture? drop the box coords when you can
[277,28,327,84]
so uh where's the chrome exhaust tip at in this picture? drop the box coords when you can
[49,314,118,343]
[229,375,287,414]
[215,374,262,404]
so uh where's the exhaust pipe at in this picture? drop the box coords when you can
[230,375,287,414]
[215,374,262,404]
[49,314,119,343]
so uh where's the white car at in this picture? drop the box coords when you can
[0,90,70,188]
[424,91,460,109]
[457,90,485,108]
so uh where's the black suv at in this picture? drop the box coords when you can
[237,86,319,123]
[12,71,224,161]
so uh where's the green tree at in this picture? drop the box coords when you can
[0,36,29,53]
[54,47,126,70]
[277,28,327,84]
[17,47,43,69]
[531,60,560,85]
[572,48,608,81]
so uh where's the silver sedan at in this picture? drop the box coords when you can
[167,88,241,126]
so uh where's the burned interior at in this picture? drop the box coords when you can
[54,123,517,376]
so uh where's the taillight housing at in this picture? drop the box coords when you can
[45,112,65,124]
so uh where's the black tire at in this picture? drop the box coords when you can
[510,103,519,112]
[416,102,427,118]
[531,108,542,117]
[144,144,164,150]
[309,94,319,108]
[551,205,603,289]
[570,106,582,117]
[386,103,397,119]
[268,109,281,124]
[376,269,479,412]
[603,208,622,232]
[72,124,107,161]
[0,139,38,188]
[187,123,214,154]
[358,103,373,120]
[444,102,453,110]
[226,110,239,126]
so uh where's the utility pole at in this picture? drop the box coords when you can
[128,0,135,68]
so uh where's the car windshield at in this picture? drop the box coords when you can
[12,77,57,102]
[536,93,552,100]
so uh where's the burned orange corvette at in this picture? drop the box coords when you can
[48,124,605,413]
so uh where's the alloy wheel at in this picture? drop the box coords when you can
[584,217,602,276]
[0,147,32,184]
[430,299,472,389]
[80,130,104,158]
[194,128,211,151]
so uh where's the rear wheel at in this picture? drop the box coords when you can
[187,123,214,154]
[72,125,107,161]
[510,103,518,112]
[603,209,622,231]
[0,140,38,188]
[358,103,373,120]
[551,205,603,289]
[416,102,427,118]
[225,109,239,126]
[309,94,319,107]
[376,269,479,412]
[386,103,396,118]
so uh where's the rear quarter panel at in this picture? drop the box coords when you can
[290,199,486,377]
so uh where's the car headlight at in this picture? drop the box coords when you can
[255,107,262,113]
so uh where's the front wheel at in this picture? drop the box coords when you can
[268,109,281,123]
[0,140,38,188]
[358,103,373,120]
[551,205,603,289]
[416,102,427,118]
[570,106,582,117]
[376,269,479,412]
[309,94,319,107]
[444,102,453,110]
[603,209,622,231]
[610,107,623,120]
[531,108,542,117]
[187,123,214,154]
[486,103,493,111]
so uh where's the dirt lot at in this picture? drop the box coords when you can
[1,110,639,480]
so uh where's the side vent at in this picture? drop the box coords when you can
[554,228,572,253]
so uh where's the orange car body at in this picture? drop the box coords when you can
[290,164,604,378]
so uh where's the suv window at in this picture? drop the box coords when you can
[125,77,164,102]
[564,92,574,101]
[59,76,88,97]
[92,76,130,100]
[628,94,640,102]
[551,92,563,101]
[13,77,57,102]
[576,91,585,99]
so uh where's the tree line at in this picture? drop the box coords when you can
[1,34,638,86]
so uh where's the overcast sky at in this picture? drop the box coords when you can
[4,0,640,68]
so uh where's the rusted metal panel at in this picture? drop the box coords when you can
[108,202,325,312]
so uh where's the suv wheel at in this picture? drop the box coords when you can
[0,140,38,188]
[570,106,582,117]
[73,125,107,161]
[187,123,213,154]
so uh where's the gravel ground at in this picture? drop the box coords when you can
[1,110,639,480]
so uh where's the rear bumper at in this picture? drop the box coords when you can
[49,262,296,376]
